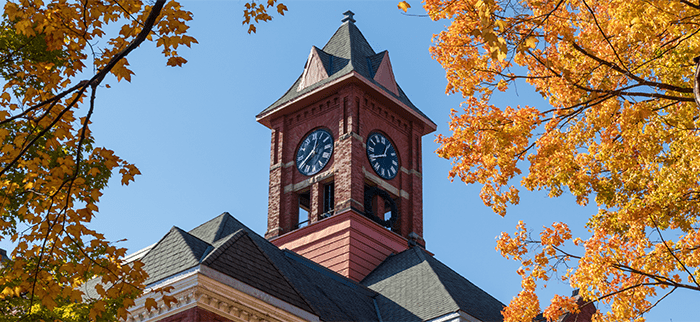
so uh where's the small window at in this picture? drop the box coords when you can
[383,199,392,221]
[298,190,310,228]
[322,182,334,218]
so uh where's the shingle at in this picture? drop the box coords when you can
[123,213,504,322]
[201,229,314,313]
[362,247,505,322]
[257,20,432,125]
[140,227,210,284]
[188,212,240,244]
[188,213,381,321]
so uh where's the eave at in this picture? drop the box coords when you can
[256,71,437,136]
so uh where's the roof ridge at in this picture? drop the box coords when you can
[187,212,227,235]
[200,229,247,265]
[172,226,211,249]
[201,229,318,315]
[140,226,183,262]
[414,247,462,319]
[212,212,232,242]
[421,249,505,321]
[141,226,211,285]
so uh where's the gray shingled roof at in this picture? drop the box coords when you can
[188,213,381,321]
[141,227,210,285]
[362,247,505,322]
[132,213,379,321]
[130,213,504,321]
[200,229,313,313]
[257,19,432,124]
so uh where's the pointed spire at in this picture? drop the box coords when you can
[342,10,356,24]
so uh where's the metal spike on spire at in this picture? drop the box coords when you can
[342,10,356,24]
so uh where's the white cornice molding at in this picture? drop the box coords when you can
[127,266,318,322]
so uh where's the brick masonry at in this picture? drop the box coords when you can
[261,78,431,276]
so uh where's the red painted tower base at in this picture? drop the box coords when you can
[270,209,408,282]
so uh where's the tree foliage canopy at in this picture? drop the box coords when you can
[421,0,700,321]
[0,0,197,319]
[0,0,285,319]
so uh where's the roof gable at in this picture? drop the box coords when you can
[425,251,505,322]
[201,229,313,313]
[140,227,210,284]
[256,18,433,129]
[298,47,330,91]
[189,213,382,321]
[372,51,399,96]
[188,212,246,244]
[362,247,505,322]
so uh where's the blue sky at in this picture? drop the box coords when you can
[4,1,699,320]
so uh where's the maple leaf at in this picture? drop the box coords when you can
[398,1,411,12]
[277,3,288,15]
[242,1,287,33]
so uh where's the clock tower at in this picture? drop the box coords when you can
[256,11,436,282]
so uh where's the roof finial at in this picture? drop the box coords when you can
[342,10,356,24]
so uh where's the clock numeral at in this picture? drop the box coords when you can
[381,137,386,144]
[304,165,311,173]
[318,160,323,167]
[322,152,330,158]
[390,166,396,174]
[312,165,317,173]
[381,168,385,176]
[368,146,374,152]
[373,163,380,171]
[324,144,332,150]
[391,152,396,156]
[297,155,304,162]
[312,133,318,140]
[392,160,397,166]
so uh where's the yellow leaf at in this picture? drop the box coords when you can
[398,1,411,12]
[145,298,158,311]
[166,56,188,67]
[277,3,288,15]
[524,36,537,49]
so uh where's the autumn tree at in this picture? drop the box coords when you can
[0,0,290,319]
[0,0,200,319]
[402,0,700,321]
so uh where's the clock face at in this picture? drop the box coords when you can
[296,128,334,176]
[366,132,399,180]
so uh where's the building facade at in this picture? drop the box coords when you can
[122,12,507,322]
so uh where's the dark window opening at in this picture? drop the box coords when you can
[322,182,334,219]
[298,190,310,229]
[383,199,392,221]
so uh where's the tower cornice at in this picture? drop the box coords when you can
[256,71,436,135]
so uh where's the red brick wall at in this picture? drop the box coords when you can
[265,82,427,245]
